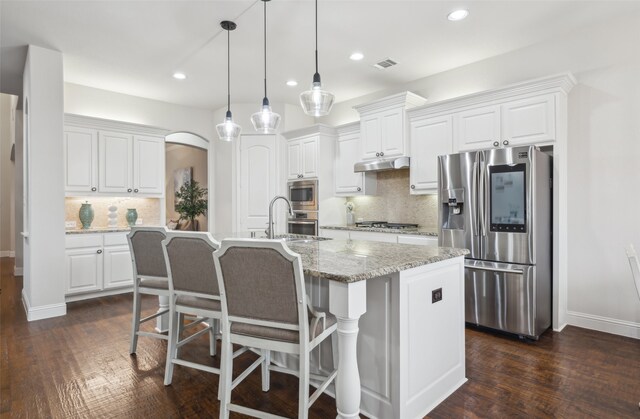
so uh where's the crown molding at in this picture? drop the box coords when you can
[353,91,428,115]
[64,114,170,137]
[281,123,337,140]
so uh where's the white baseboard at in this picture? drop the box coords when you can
[13,266,23,276]
[553,322,568,333]
[21,290,67,321]
[566,310,640,339]
[0,250,15,257]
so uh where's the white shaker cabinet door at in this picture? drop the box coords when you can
[501,94,556,146]
[335,131,363,195]
[455,105,501,151]
[64,127,98,193]
[360,114,381,160]
[238,135,277,231]
[103,245,134,289]
[99,131,132,193]
[287,139,302,180]
[65,247,103,295]
[379,107,404,158]
[409,115,453,194]
[133,135,165,195]
[301,137,318,178]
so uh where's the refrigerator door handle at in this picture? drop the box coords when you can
[472,159,479,237]
[479,152,488,237]
[464,263,524,275]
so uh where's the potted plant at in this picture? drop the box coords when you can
[175,180,208,231]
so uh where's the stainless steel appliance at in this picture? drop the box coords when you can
[288,179,318,212]
[287,211,318,236]
[438,145,551,339]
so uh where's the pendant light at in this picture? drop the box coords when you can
[251,0,281,133]
[299,0,334,117]
[216,20,242,142]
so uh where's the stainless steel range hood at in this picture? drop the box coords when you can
[354,156,410,173]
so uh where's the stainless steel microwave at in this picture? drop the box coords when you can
[288,179,318,211]
[287,211,318,236]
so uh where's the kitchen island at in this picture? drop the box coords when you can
[273,238,468,419]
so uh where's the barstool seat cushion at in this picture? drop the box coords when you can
[176,295,222,311]
[139,278,169,290]
[231,309,337,343]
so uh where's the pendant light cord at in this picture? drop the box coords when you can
[315,0,318,75]
[227,27,231,113]
[263,0,268,100]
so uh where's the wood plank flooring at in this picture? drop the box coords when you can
[2,257,639,418]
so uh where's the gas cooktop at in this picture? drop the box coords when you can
[355,221,419,230]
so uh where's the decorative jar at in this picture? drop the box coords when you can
[79,201,94,229]
[126,208,138,227]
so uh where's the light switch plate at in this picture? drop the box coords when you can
[65,221,77,228]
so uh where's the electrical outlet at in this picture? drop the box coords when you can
[65,221,77,229]
[432,288,442,303]
[135,219,143,225]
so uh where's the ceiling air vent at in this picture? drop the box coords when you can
[373,58,398,70]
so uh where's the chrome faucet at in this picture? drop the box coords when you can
[267,195,295,239]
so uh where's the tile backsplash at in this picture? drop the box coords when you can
[65,197,161,229]
[348,169,438,230]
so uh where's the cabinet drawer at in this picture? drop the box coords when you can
[104,232,129,246]
[66,234,103,249]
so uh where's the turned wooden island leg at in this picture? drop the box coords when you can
[329,280,367,419]
[156,295,170,333]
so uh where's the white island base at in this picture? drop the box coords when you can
[276,255,467,419]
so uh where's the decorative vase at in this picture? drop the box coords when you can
[126,208,138,227]
[79,201,94,229]
[346,212,355,226]
[107,205,118,228]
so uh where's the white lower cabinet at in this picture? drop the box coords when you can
[319,228,350,239]
[350,230,398,243]
[65,232,133,299]
[397,235,438,246]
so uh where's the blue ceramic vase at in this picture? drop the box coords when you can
[126,208,138,227]
[79,202,94,229]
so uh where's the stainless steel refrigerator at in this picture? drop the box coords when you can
[438,145,551,339]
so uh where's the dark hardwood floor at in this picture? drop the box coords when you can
[1,257,639,418]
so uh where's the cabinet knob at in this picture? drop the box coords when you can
[97,249,103,254]
[493,141,500,147]
[380,152,384,157]
[91,187,97,192]
[127,188,133,193]
[357,187,361,192]
[411,184,416,189]
[134,189,139,193]
[376,152,380,157]
[503,140,509,146]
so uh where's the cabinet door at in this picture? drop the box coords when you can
[238,135,277,231]
[455,105,501,151]
[132,135,165,195]
[350,231,397,243]
[65,247,103,295]
[360,114,381,160]
[103,245,134,289]
[397,235,438,246]
[64,127,98,193]
[99,131,132,193]
[335,132,363,194]
[501,94,556,146]
[301,137,318,178]
[409,115,453,193]
[287,140,302,179]
[379,107,405,158]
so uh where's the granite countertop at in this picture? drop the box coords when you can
[319,225,438,237]
[66,227,131,234]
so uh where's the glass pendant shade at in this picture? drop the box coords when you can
[251,99,281,134]
[300,79,334,117]
[216,111,241,142]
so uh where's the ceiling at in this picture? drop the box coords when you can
[2,1,639,110]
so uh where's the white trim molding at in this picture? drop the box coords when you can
[566,310,640,340]
[22,290,67,321]
[0,251,16,257]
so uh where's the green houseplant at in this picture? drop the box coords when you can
[175,180,208,231]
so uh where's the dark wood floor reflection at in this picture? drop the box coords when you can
[1,257,639,418]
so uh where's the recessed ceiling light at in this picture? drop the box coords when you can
[172,72,186,80]
[350,52,364,61]
[447,9,469,21]
[286,80,298,87]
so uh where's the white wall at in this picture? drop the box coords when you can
[325,11,640,338]
[14,109,23,274]
[22,45,66,321]
[0,94,17,257]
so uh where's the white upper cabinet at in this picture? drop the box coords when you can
[64,126,98,193]
[455,105,501,151]
[287,137,318,180]
[64,114,167,197]
[354,92,427,161]
[501,94,556,147]
[409,115,453,194]
[334,122,376,196]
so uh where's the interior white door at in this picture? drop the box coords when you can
[132,135,164,195]
[238,135,277,231]
[99,131,132,193]
[64,126,98,193]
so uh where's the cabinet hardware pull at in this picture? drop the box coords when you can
[411,184,416,189]
[134,189,139,193]
[357,187,361,192]
[503,140,509,146]
[376,152,380,157]
[493,141,499,147]
[91,187,97,191]
[127,188,132,192]
[97,249,103,254]
[380,152,384,157]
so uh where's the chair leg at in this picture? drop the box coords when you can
[129,289,141,355]
[209,318,217,357]
[219,328,233,418]
[261,349,271,392]
[298,348,310,419]
[164,307,179,386]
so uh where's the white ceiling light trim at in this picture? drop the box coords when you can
[286,80,298,86]
[350,52,364,61]
[172,72,187,80]
[447,9,469,21]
